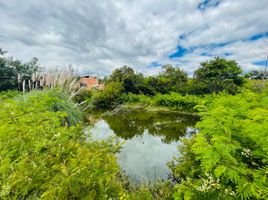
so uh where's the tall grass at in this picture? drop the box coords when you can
[16,89,83,126]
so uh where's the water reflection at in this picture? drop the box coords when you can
[103,110,199,143]
[89,110,199,182]
[117,131,180,182]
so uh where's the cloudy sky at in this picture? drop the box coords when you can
[0,0,268,76]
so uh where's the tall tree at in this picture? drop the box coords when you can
[193,57,244,94]
[108,66,146,94]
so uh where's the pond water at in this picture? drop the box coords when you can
[87,109,199,182]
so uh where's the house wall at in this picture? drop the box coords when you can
[80,76,100,90]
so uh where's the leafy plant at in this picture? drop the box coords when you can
[152,93,202,112]
[120,93,151,105]
[0,90,124,199]
[0,50,40,91]
[193,57,244,94]
[92,81,124,110]
[170,90,268,200]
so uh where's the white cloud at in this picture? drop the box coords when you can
[0,0,267,75]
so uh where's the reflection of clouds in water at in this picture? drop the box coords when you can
[88,119,195,182]
[89,120,115,140]
[185,127,199,137]
[117,130,179,182]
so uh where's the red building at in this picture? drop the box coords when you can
[80,75,104,90]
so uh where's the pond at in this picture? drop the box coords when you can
[87,109,199,183]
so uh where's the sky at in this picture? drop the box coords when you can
[0,0,268,76]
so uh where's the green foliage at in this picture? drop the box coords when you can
[119,92,204,112]
[92,81,124,110]
[120,93,151,105]
[193,57,244,94]
[18,90,83,126]
[171,90,268,199]
[144,65,188,95]
[73,88,92,104]
[160,64,188,93]
[107,65,188,96]
[127,181,174,200]
[0,90,124,199]
[244,79,268,94]
[0,50,40,91]
[0,55,17,90]
[0,90,20,100]
[144,76,168,95]
[88,58,249,110]
[152,93,202,112]
[108,66,147,94]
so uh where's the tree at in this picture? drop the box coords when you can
[193,57,244,94]
[161,64,188,83]
[0,51,17,90]
[145,65,188,94]
[108,66,146,94]
[0,49,40,91]
[144,76,168,94]
[109,66,135,82]
[160,64,188,93]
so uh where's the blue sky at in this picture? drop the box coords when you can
[0,0,267,75]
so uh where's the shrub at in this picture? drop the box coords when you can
[152,93,202,112]
[92,82,123,110]
[73,88,92,104]
[0,90,124,199]
[120,93,151,105]
[170,90,268,200]
[0,90,19,100]
[244,79,268,94]
[120,180,173,200]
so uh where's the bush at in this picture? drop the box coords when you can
[120,93,151,105]
[92,82,123,110]
[170,90,268,200]
[73,88,92,104]
[119,180,173,200]
[152,92,202,112]
[0,90,19,100]
[0,90,124,199]
[244,79,268,94]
